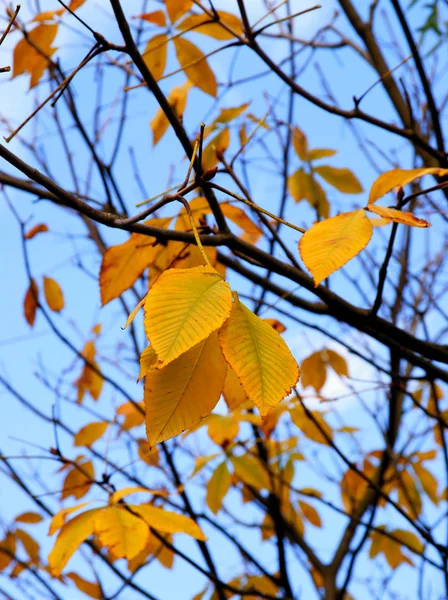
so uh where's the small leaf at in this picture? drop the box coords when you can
[111,487,161,504]
[130,504,207,540]
[263,319,286,334]
[219,296,299,416]
[327,350,349,377]
[24,224,49,239]
[67,573,102,599]
[49,502,91,536]
[301,351,327,391]
[369,167,448,204]
[206,461,231,514]
[231,455,272,491]
[142,34,168,80]
[299,209,373,286]
[61,460,94,501]
[145,334,227,445]
[135,11,166,26]
[13,24,58,85]
[173,37,217,97]
[298,501,322,527]
[74,422,108,447]
[138,345,158,380]
[288,168,328,218]
[292,127,308,160]
[15,529,40,563]
[144,265,232,367]
[314,165,363,193]
[151,82,191,146]
[308,148,337,161]
[15,512,43,524]
[43,276,64,312]
[166,0,193,23]
[176,11,242,40]
[75,341,103,404]
[222,366,250,411]
[24,279,38,327]
[48,508,98,575]
[290,405,333,445]
[366,204,430,228]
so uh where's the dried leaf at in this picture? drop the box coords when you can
[24,279,38,327]
[151,81,191,145]
[43,276,64,312]
[369,167,448,204]
[366,204,430,228]
[24,224,48,239]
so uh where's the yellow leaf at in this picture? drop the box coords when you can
[412,463,439,505]
[43,276,64,312]
[369,167,448,204]
[93,506,149,560]
[222,366,250,410]
[127,531,174,571]
[117,401,145,430]
[290,405,333,445]
[206,461,231,514]
[130,504,207,540]
[48,508,98,575]
[231,455,272,491]
[15,528,40,563]
[298,501,322,527]
[144,265,232,367]
[173,37,217,97]
[24,223,49,239]
[138,345,158,380]
[166,0,193,23]
[366,204,430,228]
[145,333,227,444]
[340,460,374,514]
[207,414,239,446]
[308,148,337,161]
[0,533,16,571]
[288,169,328,218]
[397,470,422,517]
[123,295,146,330]
[314,165,363,193]
[142,34,168,80]
[135,10,166,26]
[214,103,250,124]
[220,203,262,244]
[292,127,308,160]
[201,128,230,171]
[151,82,191,145]
[67,573,102,599]
[326,350,349,377]
[392,529,424,554]
[100,217,171,305]
[13,24,58,80]
[75,341,103,404]
[48,502,91,536]
[218,296,299,416]
[176,11,242,40]
[74,421,108,447]
[137,439,160,466]
[111,487,162,504]
[15,512,43,524]
[24,279,38,327]
[61,460,94,501]
[263,319,286,334]
[301,351,326,391]
[299,209,373,286]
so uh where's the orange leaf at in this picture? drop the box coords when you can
[24,279,38,327]
[366,204,430,228]
[67,573,102,599]
[369,167,448,204]
[61,460,94,501]
[142,34,168,80]
[15,512,43,524]
[13,24,58,87]
[74,421,108,447]
[24,223,48,239]
[134,11,166,26]
[176,11,242,40]
[166,0,193,23]
[173,37,217,97]
[151,82,191,145]
[75,340,103,404]
[43,276,64,312]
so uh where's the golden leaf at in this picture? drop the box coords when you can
[166,0,193,23]
[144,333,227,445]
[100,217,171,305]
[299,209,373,286]
[369,167,448,204]
[314,165,363,193]
[288,168,328,218]
[218,296,299,416]
[67,573,102,599]
[43,276,64,312]
[48,508,98,575]
[222,366,250,411]
[151,82,191,145]
[327,349,349,377]
[292,127,308,160]
[231,455,272,491]
[13,24,58,87]
[75,340,103,404]
[130,504,207,540]
[135,11,166,26]
[48,502,91,536]
[93,506,149,560]
[15,528,40,563]
[74,422,108,447]
[290,405,333,445]
[308,148,337,161]
[298,501,322,527]
[206,461,231,514]
[142,34,168,80]
[116,401,145,430]
[301,351,326,391]
[14,512,43,524]
[144,265,232,367]
[176,11,242,40]
[366,204,430,228]
[61,460,94,500]
[201,128,230,171]
[207,414,239,446]
[173,37,217,97]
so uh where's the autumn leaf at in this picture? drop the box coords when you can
[288,169,329,218]
[369,167,448,204]
[24,223,48,239]
[151,81,191,145]
[219,295,300,416]
[231,455,272,491]
[314,165,363,193]
[201,128,230,171]
[176,11,242,40]
[130,504,207,540]
[166,0,193,23]
[299,209,373,286]
[308,148,337,161]
[15,512,43,524]
[48,508,97,575]
[93,506,149,560]
[144,334,227,445]
[75,340,103,404]
[301,351,327,391]
[135,10,166,26]
[144,265,232,367]
[142,34,168,80]
[366,204,430,227]
[13,24,59,87]
[100,217,171,305]
[290,405,333,445]
[206,462,231,514]
[15,528,40,563]
[24,278,38,327]
[43,276,64,312]
[173,37,217,97]
[74,421,108,447]
[292,127,308,160]
[67,573,102,599]
[222,366,250,410]
[61,460,94,500]
[48,502,91,536]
